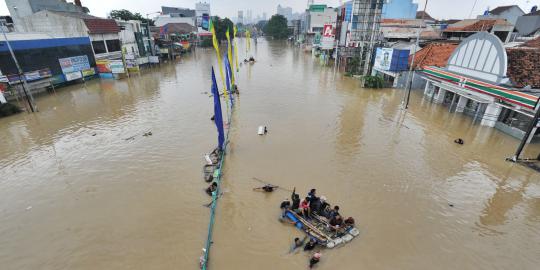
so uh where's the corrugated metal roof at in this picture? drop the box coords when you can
[83,19,120,34]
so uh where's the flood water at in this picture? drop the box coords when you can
[1,40,539,270]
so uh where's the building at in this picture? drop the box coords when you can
[341,0,384,76]
[161,6,196,17]
[117,20,148,58]
[0,33,97,96]
[305,4,337,33]
[477,5,525,25]
[5,0,89,32]
[418,32,540,141]
[246,9,253,24]
[382,0,418,19]
[14,10,121,61]
[154,15,195,27]
[277,5,293,21]
[380,19,442,42]
[515,10,540,38]
[237,10,244,24]
[443,19,514,43]
[195,2,210,27]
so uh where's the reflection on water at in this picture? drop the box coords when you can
[1,40,539,270]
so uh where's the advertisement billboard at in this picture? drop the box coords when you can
[59,55,91,74]
[374,48,394,71]
[320,24,335,50]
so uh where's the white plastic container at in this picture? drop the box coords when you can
[258,126,266,135]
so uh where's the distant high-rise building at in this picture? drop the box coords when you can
[238,10,244,24]
[246,9,253,24]
[277,5,293,21]
[263,12,267,21]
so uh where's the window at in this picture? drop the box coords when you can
[92,41,107,54]
[106,39,121,52]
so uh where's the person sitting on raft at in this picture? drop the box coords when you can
[329,214,344,232]
[206,182,218,196]
[253,184,278,192]
[304,238,317,251]
[300,197,311,218]
[316,196,330,216]
[280,198,291,210]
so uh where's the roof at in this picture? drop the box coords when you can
[489,5,523,15]
[520,37,540,48]
[160,23,197,35]
[416,11,435,21]
[524,10,540,16]
[444,19,510,32]
[83,19,120,34]
[47,10,99,19]
[43,10,120,34]
[381,19,425,27]
[506,48,540,88]
[410,42,459,69]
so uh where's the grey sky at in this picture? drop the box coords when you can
[0,0,536,21]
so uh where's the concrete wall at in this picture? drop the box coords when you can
[19,11,88,37]
[515,15,540,36]
[308,9,337,33]
[5,0,33,32]
[154,16,195,27]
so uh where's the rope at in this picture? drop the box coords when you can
[201,102,233,270]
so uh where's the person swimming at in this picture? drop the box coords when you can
[454,138,464,145]
[253,184,278,192]
[309,252,322,268]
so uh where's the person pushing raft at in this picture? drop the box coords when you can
[253,184,278,192]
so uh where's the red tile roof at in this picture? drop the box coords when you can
[444,19,506,32]
[520,37,540,48]
[83,19,120,34]
[507,48,540,88]
[410,43,459,69]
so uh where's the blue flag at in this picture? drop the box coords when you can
[224,55,234,105]
[211,67,225,150]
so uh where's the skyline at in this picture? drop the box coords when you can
[0,0,537,21]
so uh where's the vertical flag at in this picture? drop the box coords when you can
[246,30,251,56]
[211,67,225,150]
[209,19,229,99]
[224,55,234,105]
[233,25,239,72]
[225,27,235,86]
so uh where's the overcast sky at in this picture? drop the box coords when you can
[0,0,536,21]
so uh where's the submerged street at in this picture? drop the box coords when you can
[1,40,540,270]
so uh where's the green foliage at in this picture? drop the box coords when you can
[0,102,22,117]
[110,9,154,26]
[263,15,290,39]
[212,17,234,41]
[363,75,385,88]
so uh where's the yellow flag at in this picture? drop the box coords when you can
[226,27,235,86]
[246,30,251,52]
[233,25,239,72]
[210,20,228,98]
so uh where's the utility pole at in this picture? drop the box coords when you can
[510,98,540,162]
[146,12,161,56]
[403,0,429,109]
[1,20,37,112]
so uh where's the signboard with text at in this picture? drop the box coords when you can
[320,24,335,50]
[109,60,125,74]
[59,55,91,74]
[374,48,394,71]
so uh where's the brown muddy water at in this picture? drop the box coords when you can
[1,40,539,270]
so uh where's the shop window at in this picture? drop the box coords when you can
[92,41,107,54]
[106,40,121,52]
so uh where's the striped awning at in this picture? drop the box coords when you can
[422,66,539,110]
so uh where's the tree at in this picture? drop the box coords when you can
[263,15,290,39]
[211,17,234,41]
[110,9,154,26]
[255,20,267,32]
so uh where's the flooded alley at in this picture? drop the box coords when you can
[1,40,539,270]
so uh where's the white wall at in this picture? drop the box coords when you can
[308,8,337,33]
[154,15,195,27]
[5,0,33,32]
[19,10,87,37]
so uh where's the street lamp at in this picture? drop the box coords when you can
[0,20,36,112]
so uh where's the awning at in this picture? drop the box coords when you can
[422,66,539,110]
